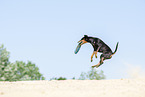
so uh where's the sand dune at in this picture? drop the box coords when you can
[0,79,145,97]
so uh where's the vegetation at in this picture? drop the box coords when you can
[50,77,67,80]
[0,44,10,80]
[50,68,105,80]
[0,44,45,81]
[79,68,106,80]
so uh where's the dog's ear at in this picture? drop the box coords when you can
[84,35,89,41]
[84,35,88,37]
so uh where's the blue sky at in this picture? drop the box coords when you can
[0,0,145,79]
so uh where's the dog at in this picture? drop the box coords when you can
[76,35,119,68]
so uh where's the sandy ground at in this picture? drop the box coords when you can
[0,79,145,97]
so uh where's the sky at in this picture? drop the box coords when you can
[0,0,145,80]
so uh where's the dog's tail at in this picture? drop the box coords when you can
[111,42,119,56]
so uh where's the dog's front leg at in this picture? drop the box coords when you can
[94,51,97,58]
[91,51,99,62]
[94,46,100,58]
[91,52,95,62]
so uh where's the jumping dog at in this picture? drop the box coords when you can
[76,35,119,68]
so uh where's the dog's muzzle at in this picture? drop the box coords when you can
[78,40,87,45]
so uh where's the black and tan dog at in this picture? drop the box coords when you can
[76,35,119,68]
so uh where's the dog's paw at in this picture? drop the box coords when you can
[91,59,93,62]
[96,65,99,68]
[92,65,99,68]
[92,65,96,68]
[95,56,97,58]
[92,66,95,68]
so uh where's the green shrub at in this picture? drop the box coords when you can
[50,77,67,80]
[79,68,106,80]
[0,44,45,81]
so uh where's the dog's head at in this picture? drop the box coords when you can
[74,35,90,54]
[78,35,89,45]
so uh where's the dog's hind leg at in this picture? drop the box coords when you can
[92,54,105,68]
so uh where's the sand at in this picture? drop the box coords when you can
[0,79,145,97]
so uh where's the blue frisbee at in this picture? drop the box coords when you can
[74,42,82,54]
